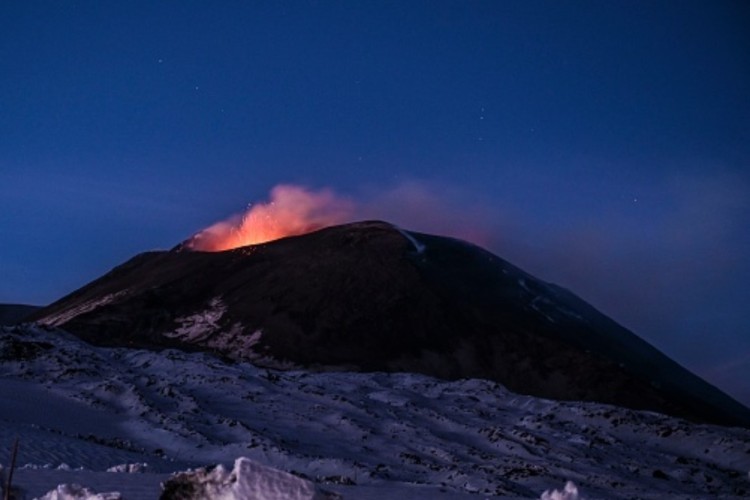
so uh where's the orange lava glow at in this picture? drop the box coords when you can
[187,184,354,251]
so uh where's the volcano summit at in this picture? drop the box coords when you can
[30,221,750,428]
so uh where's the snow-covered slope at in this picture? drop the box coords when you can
[1,325,749,499]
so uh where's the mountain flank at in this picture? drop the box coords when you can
[28,221,750,428]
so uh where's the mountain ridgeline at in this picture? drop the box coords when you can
[0,303,41,325]
[29,221,750,427]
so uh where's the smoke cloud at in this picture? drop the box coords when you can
[186,181,498,251]
[187,184,355,251]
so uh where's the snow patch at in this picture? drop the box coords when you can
[170,297,226,342]
[209,325,263,357]
[166,299,265,359]
[523,282,585,324]
[36,483,122,500]
[367,390,409,407]
[394,226,426,254]
[38,292,129,327]
[246,329,263,346]
[106,463,148,473]
[530,296,557,324]
[161,457,341,500]
[541,481,582,500]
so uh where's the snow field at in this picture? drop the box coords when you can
[1,325,749,499]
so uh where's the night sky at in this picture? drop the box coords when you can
[2,2,749,404]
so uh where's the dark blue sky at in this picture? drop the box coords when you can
[2,1,749,404]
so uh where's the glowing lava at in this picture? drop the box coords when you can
[187,185,354,251]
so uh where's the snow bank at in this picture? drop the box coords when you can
[540,481,582,500]
[36,483,122,500]
[161,457,341,500]
[106,463,148,473]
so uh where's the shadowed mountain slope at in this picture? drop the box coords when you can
[29,221,750,428]
[0,303,41,325]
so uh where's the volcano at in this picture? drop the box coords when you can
[29,221,750,428]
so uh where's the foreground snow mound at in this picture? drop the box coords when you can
[160,457,341,500]
[37,483,121,500]
[541,481,582,500]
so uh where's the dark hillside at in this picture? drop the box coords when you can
[29,221,750,428]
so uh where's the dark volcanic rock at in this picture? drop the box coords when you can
[28,221,750,427]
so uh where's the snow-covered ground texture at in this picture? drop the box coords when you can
[1,325,749,499]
